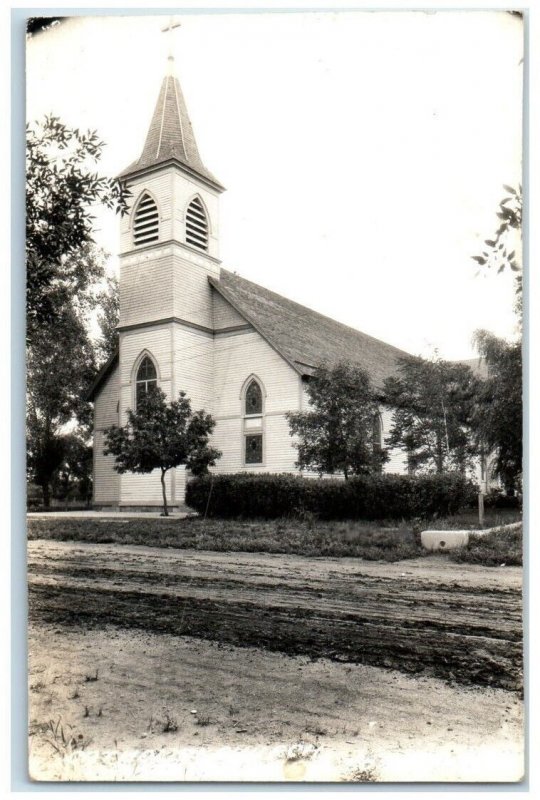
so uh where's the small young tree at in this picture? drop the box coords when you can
[103,388,221,515]
[383,355,480,474]
[286,362,386,479]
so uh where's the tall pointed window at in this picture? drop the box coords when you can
[135,356,158,408]
[185,197,208,251]
[133,193,159,246]
[243,378,264,465]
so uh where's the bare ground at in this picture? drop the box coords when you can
[27,540,524,782]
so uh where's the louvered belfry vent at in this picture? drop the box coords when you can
[133,193,159,246]
[185,197,208,251]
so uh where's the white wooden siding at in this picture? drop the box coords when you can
[381,406,408,474]
[213,330,300,418]
[173,325,214,412]
[121,469,172,505]
[93,429,120,504]
[119,250,175,327]
[211,329,300,473]
[172,251,216,329]
[212,290,247,330]
[93,364,121,505]
[94,363,120,430]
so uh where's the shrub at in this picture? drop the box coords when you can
[186,472,476,521]
[482,491,522,511]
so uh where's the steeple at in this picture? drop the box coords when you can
[119,56,224,192]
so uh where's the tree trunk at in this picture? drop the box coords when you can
[160,469,169,516]
[42,482,50,509]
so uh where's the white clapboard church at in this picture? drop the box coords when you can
[88,54,415,510]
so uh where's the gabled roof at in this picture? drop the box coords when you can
[210,269,411,389]
[118,57,224,191]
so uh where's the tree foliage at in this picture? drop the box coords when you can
[383,356,480,475]
[50,434,94,507]
[26,115,128,340]
[287,362,386,479]
[26,296,98,506]
[95,274,119,367]
[472,331,522,489]
[104,388,221,515]
[472,185,522,318]
[26,116,126,506]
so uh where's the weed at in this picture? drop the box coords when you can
[30,681,46,693]
[305,724,328,737]
[97,707,103,718]
[83,705,90,718]
[194,714,211,727]
[84,669,99,682]
[162,712,178,733]
[449,525,522,567]
[344,765,378,783]
[69,688,80,700]
[40,717,92,756]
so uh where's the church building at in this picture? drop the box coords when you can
[88,55,412,510]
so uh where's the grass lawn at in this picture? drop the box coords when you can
[449,524,523,567]
[27,508,522,564]
[28,517,425,561]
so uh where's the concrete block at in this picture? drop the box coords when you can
[421,530,470,551]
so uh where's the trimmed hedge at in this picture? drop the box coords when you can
[186,472,477,521]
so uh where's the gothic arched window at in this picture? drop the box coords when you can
[243,378,264,465]
[133,192,159,246]
[135,356,158,408]
[185,197,208,251]
[245,379,263,416]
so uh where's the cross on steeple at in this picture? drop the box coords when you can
[161,16,182,60]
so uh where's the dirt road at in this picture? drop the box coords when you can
[28,539,522,691]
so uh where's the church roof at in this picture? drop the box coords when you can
[210,269,411,390]
[118,58,224,191]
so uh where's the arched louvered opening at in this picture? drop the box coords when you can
[133,193,159,246]
[185,197,208,251]
[135,355,158,408]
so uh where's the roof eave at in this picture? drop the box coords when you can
[117,157,225,193]
[85,349,119,402]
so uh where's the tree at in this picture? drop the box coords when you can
[472,331,522,490]
[95,274,119,367]
[383,356,480,475]
[26,298,97,506]
[103,388,221,515]
[50,434,93,507]
[286,362,386,479]
[26,115,128,342]
[26,115,127,507]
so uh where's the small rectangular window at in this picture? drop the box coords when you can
[245,434,263,464]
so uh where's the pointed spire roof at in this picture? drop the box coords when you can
[119,57,224,191]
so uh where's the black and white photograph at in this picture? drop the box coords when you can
[25,10,524,783]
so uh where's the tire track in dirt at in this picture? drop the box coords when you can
[27,540,522,691]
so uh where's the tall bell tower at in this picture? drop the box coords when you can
[115,53,225,507]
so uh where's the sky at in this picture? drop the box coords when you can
[26,10,523,360]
